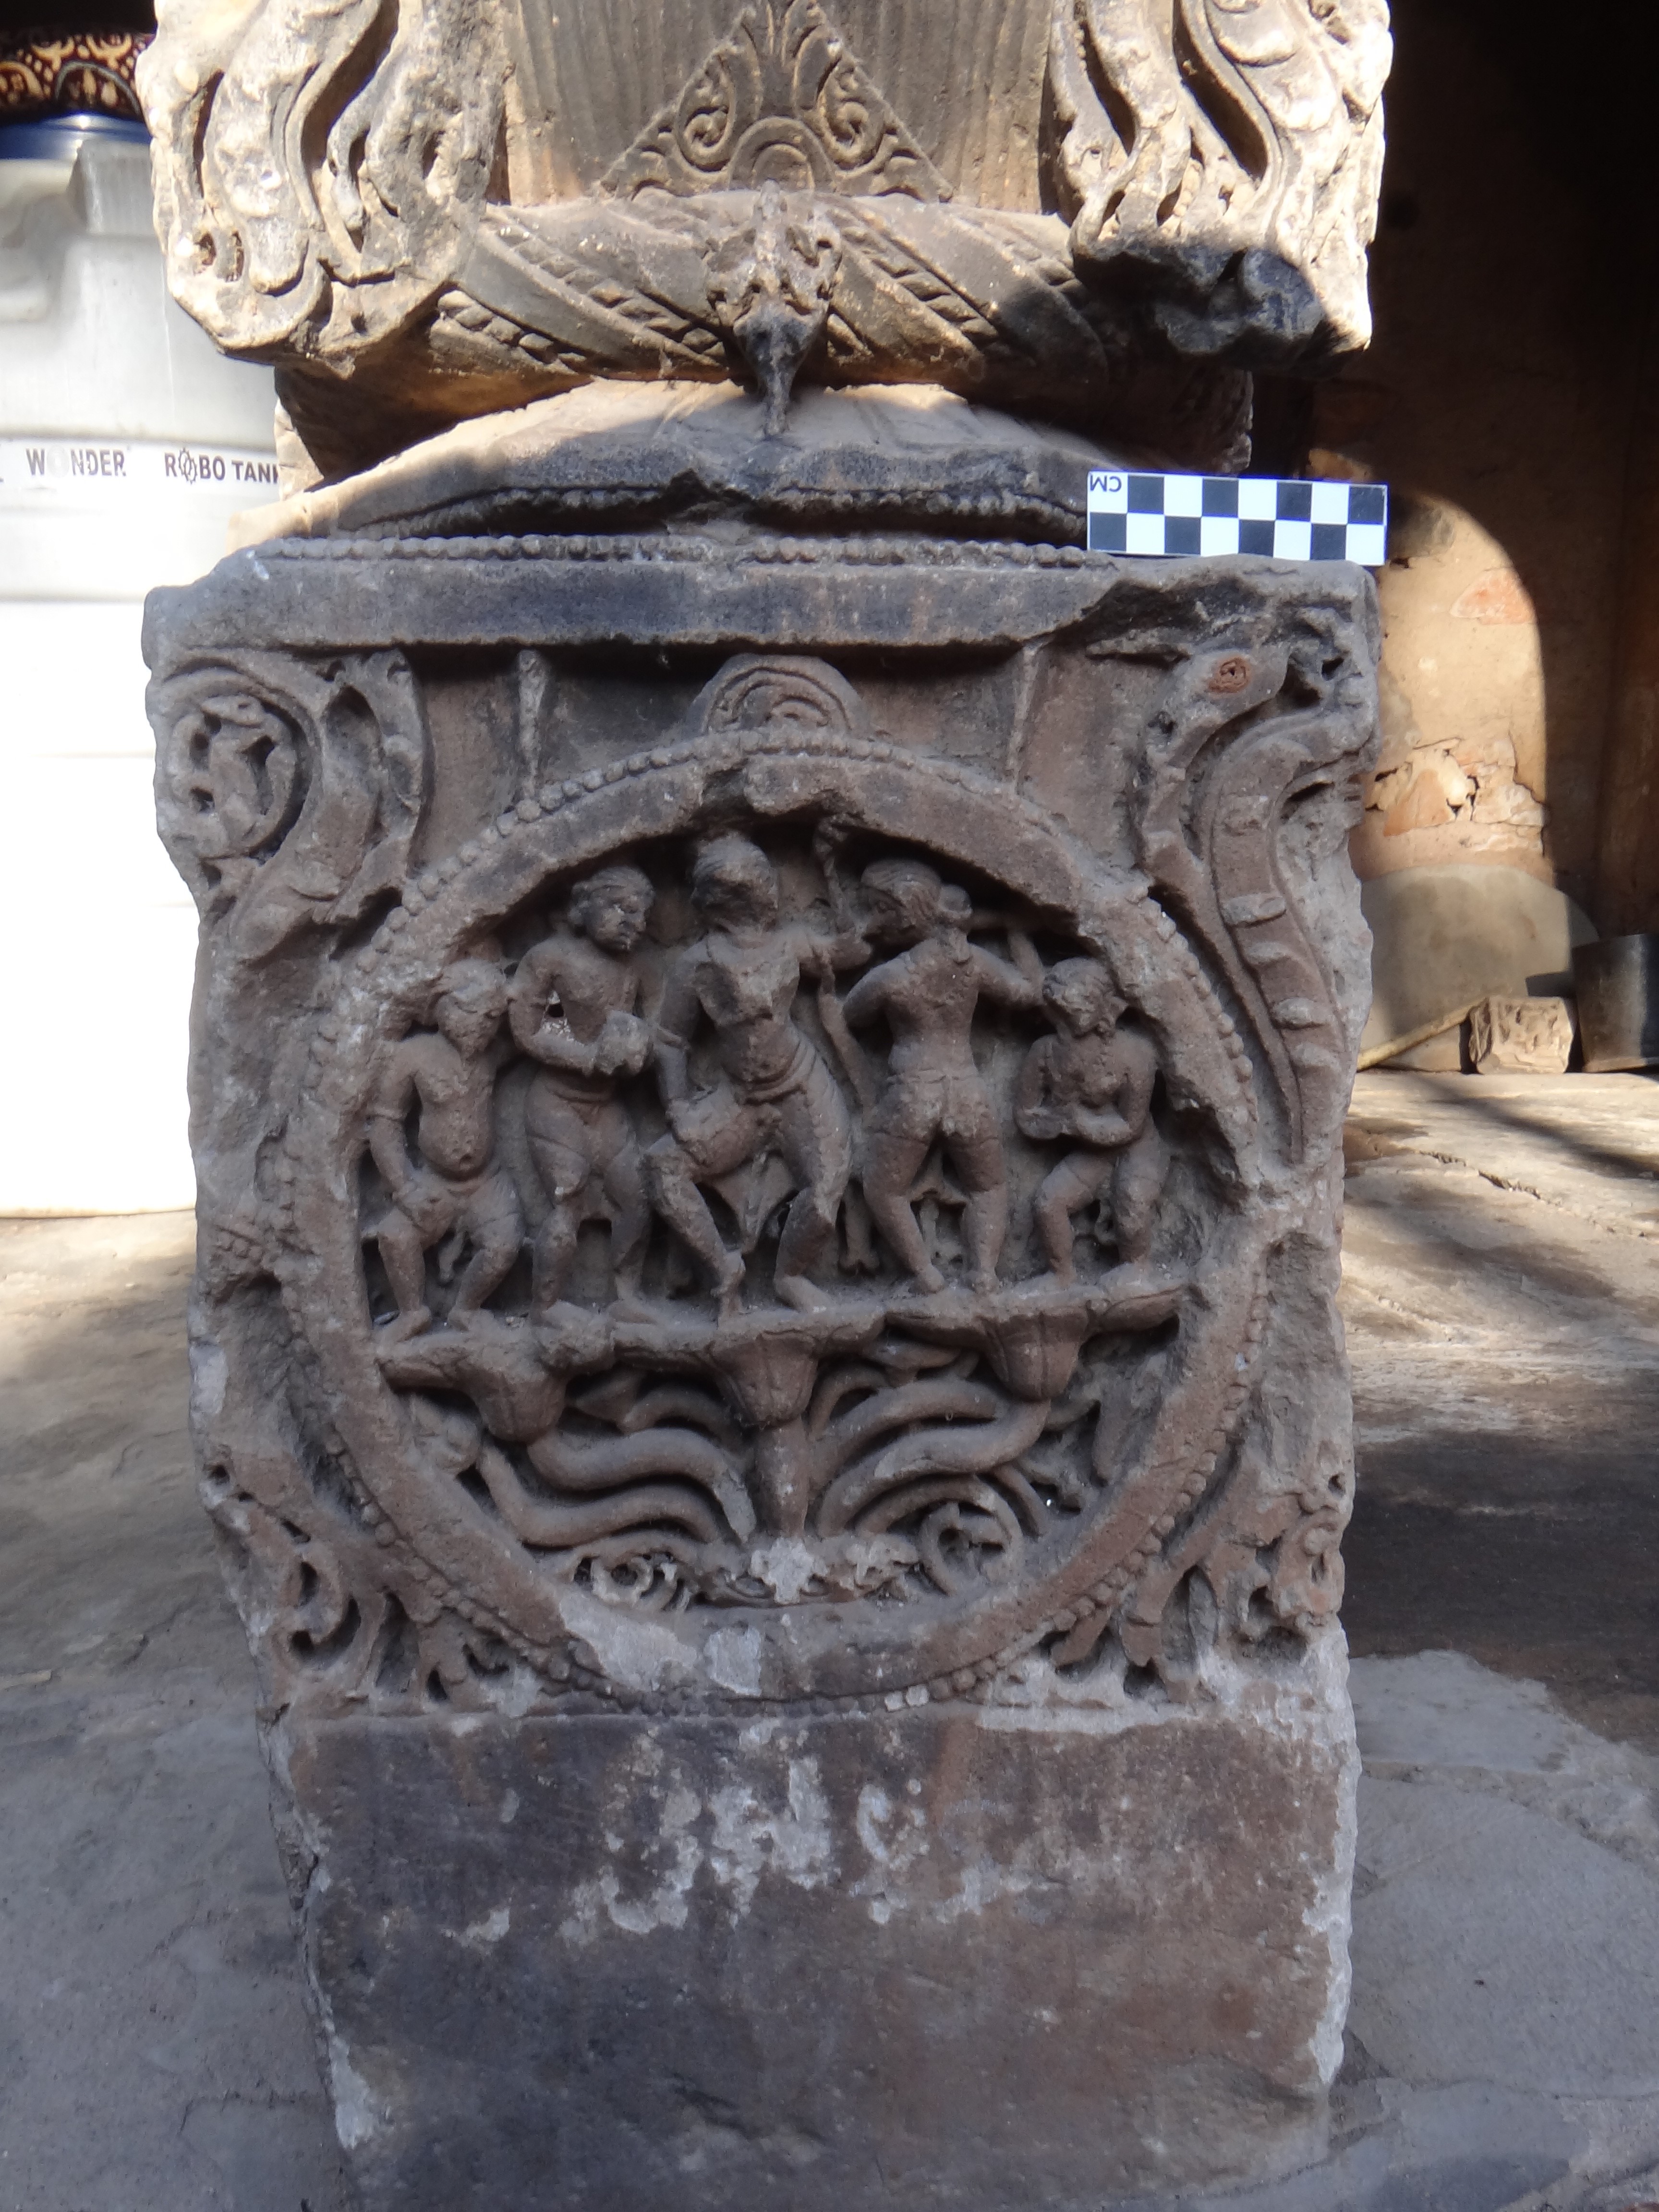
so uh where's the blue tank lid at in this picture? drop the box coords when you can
[0,114,150,161]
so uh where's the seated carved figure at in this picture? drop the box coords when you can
[509,866,656,1317]
[647,835,867,1315]
[840,858,1041,1296]
[1015,958,1167,1280]
[368,958,521,1342]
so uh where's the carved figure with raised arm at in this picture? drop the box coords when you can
[840,859,1041,1296]
[509,866,656,1316]
[368,958,521,1342]
[1016,957,1167,1280]
[646,835,867,1315]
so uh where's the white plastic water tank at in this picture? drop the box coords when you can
[0,113,277,1213]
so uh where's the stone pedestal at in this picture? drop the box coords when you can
[146,415,1379,2200]
[284,1666,1353,2208]
[136,0,1389,2189]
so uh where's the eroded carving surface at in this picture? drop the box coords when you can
[1051,0,1392,356]
[152,649,429,958]
[155,619,1377,1719]
[140,10,1382,2168]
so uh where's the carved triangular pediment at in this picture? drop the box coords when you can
[601,0,949,202]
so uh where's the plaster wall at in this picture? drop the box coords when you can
[1283,0,1652,926]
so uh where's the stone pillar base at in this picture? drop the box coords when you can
[147,391,1379,2204]
[283,1639,1354,2209]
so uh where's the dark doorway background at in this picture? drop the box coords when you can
[1,0,154,30]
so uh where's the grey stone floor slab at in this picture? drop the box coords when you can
[0,1215,350,2212]
[5,1071,1659,2207]
[1342,1071,1659,1752]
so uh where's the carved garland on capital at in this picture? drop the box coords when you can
[154,646,1369,1717]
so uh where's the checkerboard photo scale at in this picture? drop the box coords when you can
[1086,471,1388,565]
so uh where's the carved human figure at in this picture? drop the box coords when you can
[647,835,867,1314]
[509,866,656,1317]
[1015,957,1166,1280]
[368,959,521,1343]
[839,859,1040,1295]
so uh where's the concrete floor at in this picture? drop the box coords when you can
[3,1071,1659,2210]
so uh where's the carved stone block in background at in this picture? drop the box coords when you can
[147,401,1379,2200]
[1469,994,1575,1075]
[1359,864,1594,1071]
[137,0,1390,480]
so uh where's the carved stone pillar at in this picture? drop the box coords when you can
[139,0,1388,2200]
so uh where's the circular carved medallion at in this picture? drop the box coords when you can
[282,659,1266,1705]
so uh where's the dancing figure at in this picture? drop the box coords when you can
[368,959,521,1341]
[1015,957,1166,1280]
[510,866,655,1315]
[839,858,1040,1295]
[648,835,867,1313]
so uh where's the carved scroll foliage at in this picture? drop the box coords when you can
[200,1425,552,1715]
[151,649,430,958]
[1127,615,1380,1159]
[1049,0,1392,358]
[601,0,950,201]
[181,1265,557,1715]
[137,0,503,359]
[162,689,302,890]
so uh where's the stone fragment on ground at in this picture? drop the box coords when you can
[1469,993,1575,1073]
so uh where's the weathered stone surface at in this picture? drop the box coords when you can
[280,1663,1355,2208]
[123,0,1393,2171]
[1468,993,1574,1075]
[147,412,1379,2193]
[151,539,1377,1698]
[136,0,1390,479]
[228,381,1125,553]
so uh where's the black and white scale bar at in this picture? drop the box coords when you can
[1087,469,1388,565]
